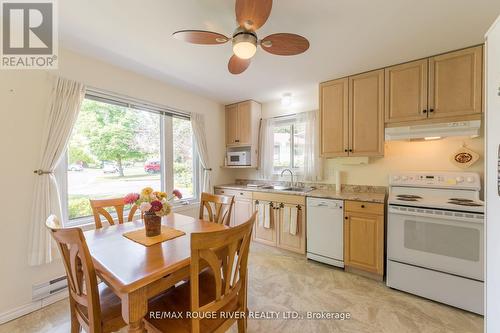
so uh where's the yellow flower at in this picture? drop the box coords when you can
[141,187,154,197]
[158,192,168,199]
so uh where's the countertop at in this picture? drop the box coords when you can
[214,184,386,204]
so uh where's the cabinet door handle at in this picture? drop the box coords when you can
[422,109,427,114]
[344,149,348,152]
[349,149,353,152]
[345,216,349,220]
[235,139,240,143]
[429,109,434,113]
[361,204,365,208]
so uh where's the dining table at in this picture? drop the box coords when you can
[83,213,227,333]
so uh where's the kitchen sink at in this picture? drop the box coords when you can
[262,185,292,190]
[261,185,314,193]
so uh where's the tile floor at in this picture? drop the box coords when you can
[0,243,483,333]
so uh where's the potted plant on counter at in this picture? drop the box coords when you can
[124,188,183,237]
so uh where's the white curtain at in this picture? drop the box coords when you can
[297,110,323,181]
[191,113,212,193]
[28,77,86,266]
[258,118,275,179]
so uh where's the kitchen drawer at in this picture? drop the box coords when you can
[214,188,252,200]
[345,201,384,215]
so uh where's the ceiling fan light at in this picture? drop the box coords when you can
[233,42,257,59]
[232,32,257,59]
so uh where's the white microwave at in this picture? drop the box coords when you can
[227,151,251,166]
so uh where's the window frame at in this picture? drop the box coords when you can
[58,92,200,227]
[272,117,304,175]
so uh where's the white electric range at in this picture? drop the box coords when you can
[386,171,484,315]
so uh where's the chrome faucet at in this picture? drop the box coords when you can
[281,168,295,187]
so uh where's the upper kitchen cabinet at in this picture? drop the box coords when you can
[385,59,429,123]
[320,78,349,157]
[319,70,384,158]
[349,70,385,157]
[428,46,483,119]
[225,100,261,146]
[385,46,483,126]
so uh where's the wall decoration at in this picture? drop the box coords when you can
[450,144,480,169]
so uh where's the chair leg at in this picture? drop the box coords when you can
[70,318,80,333]
[237,318,247,333]
[69,306,80,333]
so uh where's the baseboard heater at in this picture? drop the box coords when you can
[32,276,68,301]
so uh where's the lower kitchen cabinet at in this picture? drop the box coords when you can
[277,203,306,253]
[344,201,385,280]
[214,188,253,227]
[233,198,253,226]
[252,192,306,254]
[253,200,277,246]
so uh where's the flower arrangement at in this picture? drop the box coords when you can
[124,187,183,217]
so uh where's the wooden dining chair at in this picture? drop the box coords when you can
[89,197,139,229]
[198,192,235,226]
[144,212,257,333]
[45,215,126,333]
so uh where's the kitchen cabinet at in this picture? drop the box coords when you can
[349,70,385,157]
[252,192,306,254]
[385,59,429,123]
[253,199,277,246]
[344,201,384,280]
[319,78,349,157]
[429,46,483,119]
[385,46,483,126]
[277,203,306,254]
[225,100,261,146]
[320,70,384,158]
[214,188,253,227]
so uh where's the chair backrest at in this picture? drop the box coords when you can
[89,198,139,229]
[45,215,103,333]
[198,192,235,226]
[189,212,256,333]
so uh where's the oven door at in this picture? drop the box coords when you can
[387,205,484,281]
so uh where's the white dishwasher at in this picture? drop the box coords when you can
[306,197,344,268]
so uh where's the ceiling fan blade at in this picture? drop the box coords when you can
[261,33,310,56]
[228,55,251,74]
[172,30,229,45]
[235,0,273,31]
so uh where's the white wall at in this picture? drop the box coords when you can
[0,48,231,318]
[485,15,500,333]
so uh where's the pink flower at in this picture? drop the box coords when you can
[172,189,183,199]
[124,193,140,205]
[150,200,163,212]
[139,202,152,213]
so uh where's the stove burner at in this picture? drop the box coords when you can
[448,198,474,202]
[447,201,483,207]
[396,195,422,199]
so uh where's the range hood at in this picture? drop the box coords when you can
[385,120,481,141]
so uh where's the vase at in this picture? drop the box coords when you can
[144,212,161,237]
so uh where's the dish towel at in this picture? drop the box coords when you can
[257,201,272,229]
[264,202,272,229]
[289,205,301,236]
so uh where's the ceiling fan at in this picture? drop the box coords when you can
[172,0,310,74]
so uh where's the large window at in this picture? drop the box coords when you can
[273,117,305,172]
[62,96,198,222]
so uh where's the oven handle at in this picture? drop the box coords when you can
[388,205,484,224]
